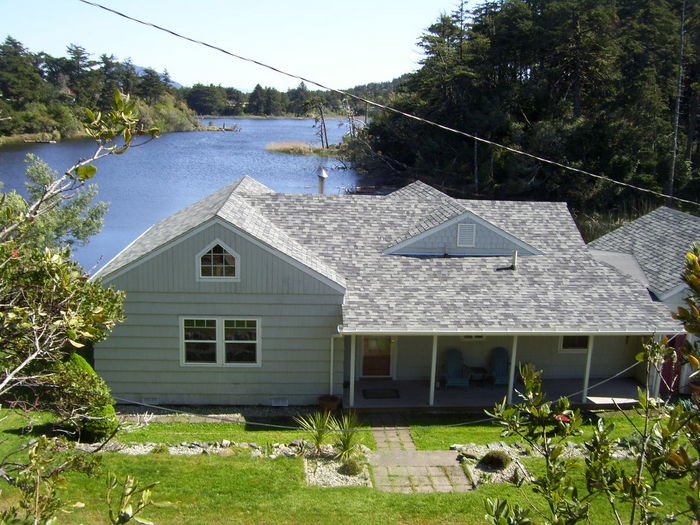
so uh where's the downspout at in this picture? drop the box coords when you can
[329,335,342,396]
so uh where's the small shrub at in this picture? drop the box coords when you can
[52,353,119,441]
[333,411,362,463]
[149,443,170,455]
[338,459,363,476]
[294,410,336,455]
[81,404,119,442]
[479,450,512,470]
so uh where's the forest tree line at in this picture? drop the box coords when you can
[0,35,399,140]
[353,0,700,233]
[0,36,200,138]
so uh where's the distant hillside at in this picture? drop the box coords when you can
[0,36,198,140]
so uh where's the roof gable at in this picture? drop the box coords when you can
[385,201,542,256]
[588,206,700,297]
[93,177,345,289]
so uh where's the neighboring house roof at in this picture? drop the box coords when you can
[588,207,700,300]
[96,178,677,335]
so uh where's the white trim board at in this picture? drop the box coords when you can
[97,217,346,293]
[337,328,682,336]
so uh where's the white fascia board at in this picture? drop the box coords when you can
[98,217,346,293]
[89,224,155,282]
[384,209,542,255]
[338,326,683,336]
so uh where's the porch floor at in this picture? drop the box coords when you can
[345,377,642,409]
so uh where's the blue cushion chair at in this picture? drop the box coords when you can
[444,348,471,389]
[489,346,510,385]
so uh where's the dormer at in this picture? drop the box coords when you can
[385,202,541,257]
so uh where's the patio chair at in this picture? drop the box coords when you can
[444,348,471,389]
[489,346,509,385]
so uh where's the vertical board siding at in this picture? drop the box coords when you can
[96,221,343,405]
[394,220,535,256]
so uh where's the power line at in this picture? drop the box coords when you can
[77,0,700,209]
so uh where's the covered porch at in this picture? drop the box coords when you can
[332,332,661,409]
[345,377,643,409]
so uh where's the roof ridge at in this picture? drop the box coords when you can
[215,192,347,288]
[385,198,469,249]
[386,179,451,201]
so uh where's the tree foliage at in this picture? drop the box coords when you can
[0,241,125,399]
[358,1,700,222]
[487,355,700,524]
[0,155,107,249]
[0,36,197,138]
[0,88,159,524]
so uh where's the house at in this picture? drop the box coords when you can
[93,177,678,408]
[588,206,700,392]
[588,206,700,310]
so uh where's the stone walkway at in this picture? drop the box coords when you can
[369,414,472,493]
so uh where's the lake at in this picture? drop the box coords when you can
[0,118,361,272]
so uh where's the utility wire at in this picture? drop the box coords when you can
[78,0,700,209]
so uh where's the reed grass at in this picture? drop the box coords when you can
[265,141,338,156]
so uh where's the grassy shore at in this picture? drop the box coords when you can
[265,141,342,156]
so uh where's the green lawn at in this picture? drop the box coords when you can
[408,411,647,450]
[122,416,376,450]
[0,410,690,524]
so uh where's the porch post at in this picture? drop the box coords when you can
[429,335,438,406]
[651,334,663,399]
[329,336,335,396]
[507,335,518,404]
[349,335,356,407]
[582,335,595,403]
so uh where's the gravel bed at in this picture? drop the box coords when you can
[452,440,635,461]
[304,457,372,488]
[452,440,636,486]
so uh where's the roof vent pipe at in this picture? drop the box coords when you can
[318,167,328,194]
[511,249,518,270]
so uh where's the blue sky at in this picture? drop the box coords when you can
[2,0,467,91]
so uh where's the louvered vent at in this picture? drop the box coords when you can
[456,223,476,247]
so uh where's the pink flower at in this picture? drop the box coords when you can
[10,250,20,259]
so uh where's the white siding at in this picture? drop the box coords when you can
[96,221,344,405]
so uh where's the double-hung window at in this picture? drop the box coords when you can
[181,317,260,366]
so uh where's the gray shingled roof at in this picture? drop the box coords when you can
[246,185,675,334]
[94,176,345,288]
[589,207,700,298]
[98,177,677,334]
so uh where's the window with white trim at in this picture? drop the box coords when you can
[558,335,590,354]
[456,223,476,247]
[181,317,260,366]
[198,242,239,280]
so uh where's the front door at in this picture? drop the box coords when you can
[362,336,393,377]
